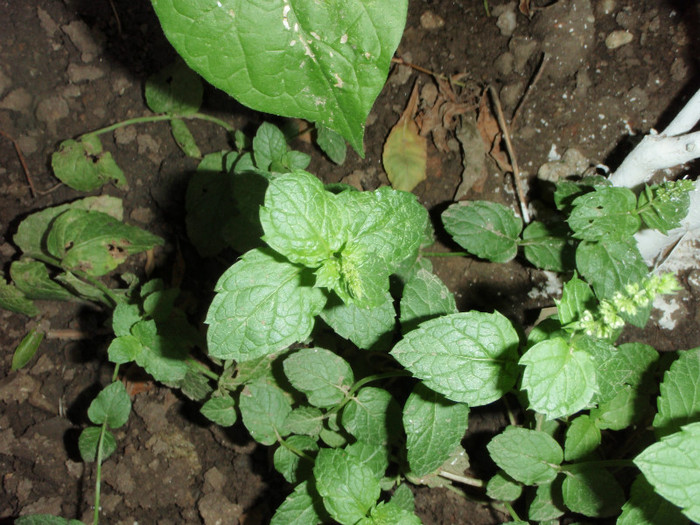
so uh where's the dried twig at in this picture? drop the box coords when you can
[0,129,36,197]
[510,52,548,131]
[108,0,123,36]
[487,85,530,223]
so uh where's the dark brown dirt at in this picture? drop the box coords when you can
[1,0,698,523]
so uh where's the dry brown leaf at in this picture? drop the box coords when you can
[382,82,427,191]
[476,94,512,172]
[519,0,533,17]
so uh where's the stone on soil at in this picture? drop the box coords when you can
[532,0,595,80]
[61,20,101,63]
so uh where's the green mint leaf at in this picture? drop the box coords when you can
[87,381,132,429]
[391,311,520,406]
[270,480,326,525]
[53,273,112,306]
[10,260,75,301]
[635,422,700,522]
[142,288,180,322]
[332,243,390,308]
[260,171,346,266]
[320,292,396,351]
[568,186,640,241]
[179,369,214,402]
[14,195,123,259]
[528,481,565,521]
[253,122,288,171]
[638,182,691,234]
[390,483,415,513]
[130,319,189,382]
[360,501,422,525]
[591,385,647,430]
[170,118,202,158]
[653,347,700,438]
[486,471,522,502]
[0,275,38,316]
[239,380,292,446]
[618,475,689,525]
[399,268,458,334]
[223,170,273,253]
[526,317,566,349]
[320,426,348,448]
[316,124,347,165]
[283,347,354,408]
[274,435,318,484]
[51,136,127,191]
[200,395,237,427]
[186,152,239,257]
[78,426,116,463]
[11,329,44,371]
[342,387,401,446]
[144,60,202,115]
[283,407,324,437]
[151,0,408,154]
[561,464,625,518]
[487,427,563,485]
[403,383,470,477]
[345,441,389,479]
[521,220,575,272]
[206,248,326,361]
[314,448,381,525]
[341,187,429,269]
[442,201,522,263]
[556,273,595,326]
[564,414,601,461]
[283,150,311,172]
[576,237,647,301]
[45,209,163,277]
[520,337,598,419]
[107,335,142,365]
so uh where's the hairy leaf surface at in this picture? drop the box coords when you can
[206,248,326,361]
[391,312,520,406]
[403,383,469,477]
[487,427,563,485]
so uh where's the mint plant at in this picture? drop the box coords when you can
[5,2,700,523]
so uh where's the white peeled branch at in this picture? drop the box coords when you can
[609,88,700,268]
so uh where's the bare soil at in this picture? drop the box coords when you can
[1,0,698,523]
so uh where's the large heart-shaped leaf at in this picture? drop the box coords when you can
[151,0,408,154]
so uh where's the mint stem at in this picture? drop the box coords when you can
[438,469,484,488]
[94,364,120,525]
[78,112,235,139]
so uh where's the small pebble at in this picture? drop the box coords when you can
[605,30,634,49]
[37,7,59,37]
[0,88,33,113]
[420,10,445,30]
[35,95,69,124]
[494,52,514,77]
[496,10,517,37]
[67,63,104,83]
[114,125,137,145]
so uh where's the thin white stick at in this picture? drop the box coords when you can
[609,131,700,187]
[609,88,700,188]
[663,88,700,137]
